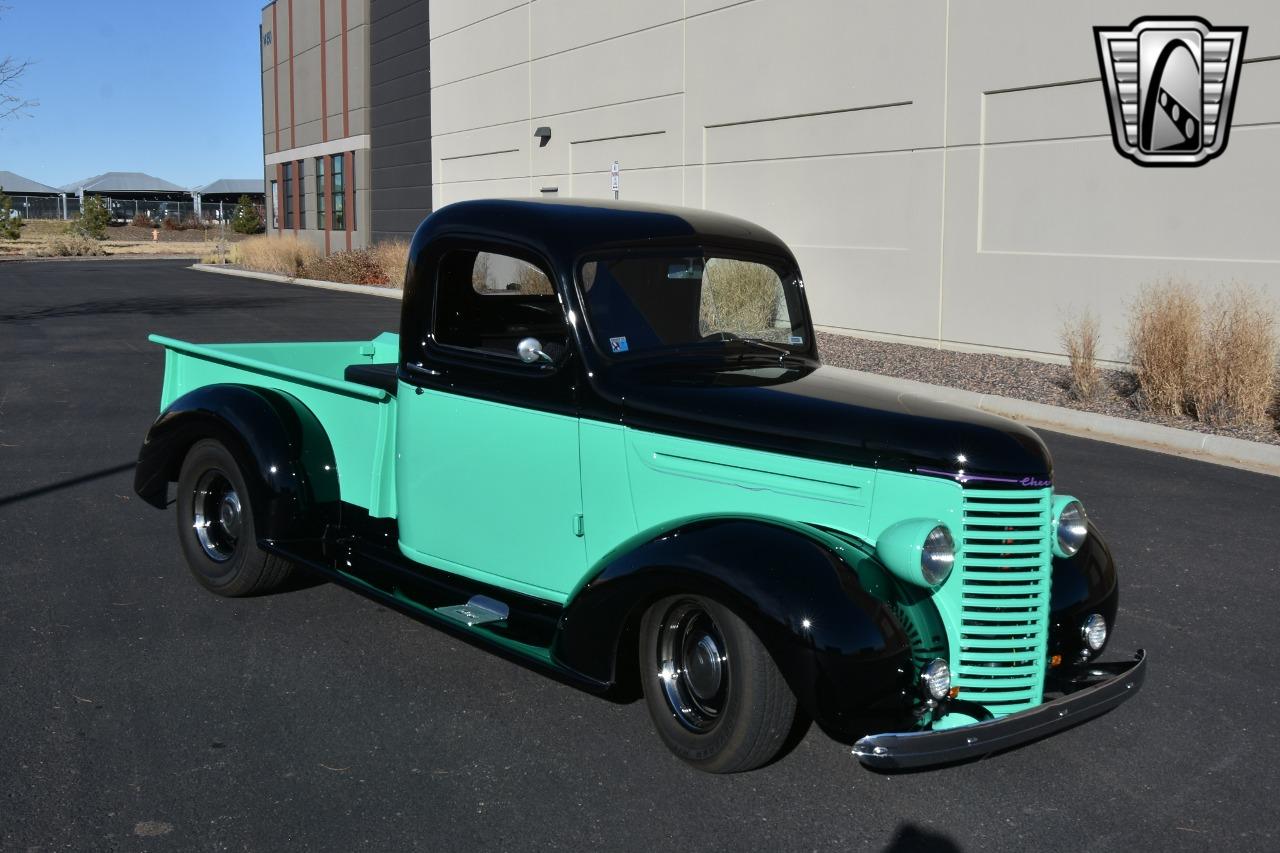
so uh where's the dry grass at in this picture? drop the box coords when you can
[1060,309,1102,400]
[230,235,322,277]
[227,236,408,287]
[371,240,409,287]
[699,259,784,338]
[23,234,106,257]
[1128,281,1202,416]
[1127,280,1279,427]
[1192,285,1278,425]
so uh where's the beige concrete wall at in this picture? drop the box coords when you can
[428,0,1280,360]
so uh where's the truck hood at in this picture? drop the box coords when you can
[600,362,1052,481]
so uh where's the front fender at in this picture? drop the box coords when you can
[552,516,925,736]
[133,384,339,542]
[1049,521,1119,660]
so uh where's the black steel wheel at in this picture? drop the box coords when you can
[639,595,797,773]
[175,439,294,597]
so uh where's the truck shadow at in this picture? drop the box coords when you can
[883,823,963,853]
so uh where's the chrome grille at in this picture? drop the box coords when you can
[955,488,1052,715]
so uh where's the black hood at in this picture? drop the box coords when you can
[598,361,1052,481]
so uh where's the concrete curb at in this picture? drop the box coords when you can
[191,263,404,300]
[192,262,1280,477]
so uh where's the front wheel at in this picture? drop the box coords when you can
[175,438,295,597]
[639,595,797,773]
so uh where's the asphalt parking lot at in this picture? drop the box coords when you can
[2,259,1278,852]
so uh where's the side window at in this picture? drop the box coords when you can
[471,251,553,295]
[435,249,566,362]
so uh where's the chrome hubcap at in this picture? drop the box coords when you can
[655,601,729,732]
[193,470,240,562]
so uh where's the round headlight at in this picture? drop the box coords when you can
[920,525,956,586]
[921,658,951,701]
[1082,613,1108,652]
[1055,499,1089,557]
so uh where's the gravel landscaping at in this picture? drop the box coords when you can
[817,331,1280,447]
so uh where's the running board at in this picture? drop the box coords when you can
[437,595,510,626]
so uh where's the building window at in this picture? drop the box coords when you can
[296,160,305,228]
[282,162,293,229]
[332,153,345,230]
[315,156,326,230]
[349,152,356,230]
[270,180,278,229]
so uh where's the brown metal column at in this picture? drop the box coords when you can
[271,3,280,153]
[340,0,350,138]
[287,0,296,150]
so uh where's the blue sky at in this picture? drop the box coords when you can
[1,1,265,189]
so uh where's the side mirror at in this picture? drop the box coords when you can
[516,337,553,364]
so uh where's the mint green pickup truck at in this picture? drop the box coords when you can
[135,199,1145,772]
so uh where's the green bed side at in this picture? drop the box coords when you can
[149,331,400,517]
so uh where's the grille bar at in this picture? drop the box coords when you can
[954,488,1052,715]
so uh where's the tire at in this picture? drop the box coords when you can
[639,594,797,773]
[175,438,295,597]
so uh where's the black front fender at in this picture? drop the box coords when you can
[553,517,923,736]
[1049,521,1119,660]
[133,384,339,542]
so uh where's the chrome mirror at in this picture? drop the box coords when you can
[516,337,552,364]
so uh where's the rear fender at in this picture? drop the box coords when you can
[133,384,339,542]
[553,516,924,734]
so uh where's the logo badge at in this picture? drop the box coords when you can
[1094,17,1246,166]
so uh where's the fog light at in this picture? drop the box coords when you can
[1082,613,1107,652]
[921,658,951,701]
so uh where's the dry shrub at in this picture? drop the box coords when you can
[371,239,409,287]
[24,234,106,257]
[1128,281,1201,416]
[231,234,321,277]
[302,248,388,285]
[1192,285,1278,425]
[699,259,782,337]
[1060,309,1102,400]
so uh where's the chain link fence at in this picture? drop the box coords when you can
[3,195,264,226]
[3,195,79,220]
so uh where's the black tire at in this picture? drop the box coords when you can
[639,594,797,773]
[175,438,295,597]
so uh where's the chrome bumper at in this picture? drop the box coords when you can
[853,649,1147,770]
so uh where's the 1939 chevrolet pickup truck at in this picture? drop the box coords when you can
[135,199,1145,772]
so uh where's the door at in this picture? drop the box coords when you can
[395,246,586,603]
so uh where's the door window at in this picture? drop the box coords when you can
[435,249,565,362]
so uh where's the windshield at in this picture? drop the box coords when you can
[579,251,807,358]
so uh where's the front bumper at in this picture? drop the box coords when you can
[853,649,1147,770]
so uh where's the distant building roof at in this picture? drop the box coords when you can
[0,170,59,194]
[194,178,265,196]
[58,171,187,194]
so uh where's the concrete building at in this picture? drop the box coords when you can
[264,1,1280,361]
[259,0,431,251]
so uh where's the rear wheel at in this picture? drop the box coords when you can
[639,595,797,773]
[175,439,294,597]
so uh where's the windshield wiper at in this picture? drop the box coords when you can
[733,337,793,365]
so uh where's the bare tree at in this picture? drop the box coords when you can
[1,7,37,120]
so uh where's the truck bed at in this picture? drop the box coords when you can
[149,331,401,517]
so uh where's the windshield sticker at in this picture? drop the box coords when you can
[609,336,629,353]
[789,335,804,345]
